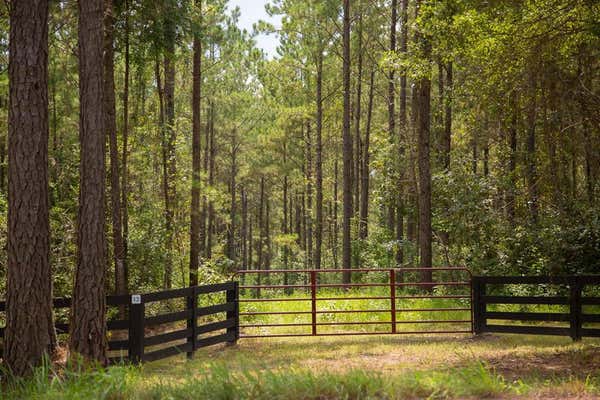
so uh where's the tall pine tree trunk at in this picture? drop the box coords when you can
[189,5,202,286]
[354,9,363,219]
[397,0,409,268]
[442,62,452,171]
[439,60,452,256]
[315,50,323,270]
[354,9,364,268]
[507,92,518,227]
[388,0,397,236]
[416,0,433,284]
[241,186,248,269]
[121,0,130,286]
[207,103,216,258]
[227,129,238,263]
[359,69,375,240]
[342,0,353,283]
[305,122,313,269]
[5,0,56,376]
[526,70,539,224]
[282,169,289,289]
[0,107,6,194]
[71,0,107,362]
[333,158,339,269]
[407,81,418,255]
[104,0,126,299]
[163,17,176,289]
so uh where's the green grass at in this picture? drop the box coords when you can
[4,334,600,399]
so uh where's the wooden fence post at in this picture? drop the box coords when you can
[187,286,198,358]
[472,277,485,335]
[570,276,582,342]
[129,294,145,364]
[227,281,240,343]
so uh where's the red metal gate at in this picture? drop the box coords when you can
[233,267,473,338]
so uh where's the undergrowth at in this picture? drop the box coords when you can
[3,360,514,400]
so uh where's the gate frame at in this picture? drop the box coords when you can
[233,267,474,338]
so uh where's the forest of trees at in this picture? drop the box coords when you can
[0,0,599,375]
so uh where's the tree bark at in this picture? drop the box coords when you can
[121,0,130,287]
[483,137,490,177]
[578,72,594,205]
[388,0,398,236]
[5,0,56,376]
[526,70,539,224]
[0,95,6,192]
[71,0,107,363]
[163,16,177,289]
[333,158,339,269]
[201,100,213,257]
[472,129,478,175]
[389,0,404,269]
[305,122,313,269]
[404,0,417,262]
[241,186,248,269]
[359,69,375,240]
[104,0,126,299]
[227,129,238,263]
[265,193,272,270]
[295,189,302,248]
[282,168,289,287]
[207,103,216,258]
[443,62,452,171]
[189,3,202,286]
[354,9,363,219]
[315,50,323,270]
[342,0,353,283]
[258,176,265,273]
[507,92,518,227]
[416,0,433,284]
[407,82,418,254]
[439,60,451,251]
[248,216,253,271]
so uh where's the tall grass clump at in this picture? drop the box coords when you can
[2,358,138,400]
[141,360,508,400]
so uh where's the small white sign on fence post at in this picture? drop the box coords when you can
[131,294,141,304]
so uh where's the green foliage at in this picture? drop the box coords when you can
[1,0,598,301]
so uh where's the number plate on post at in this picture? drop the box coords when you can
[131,294,141,304]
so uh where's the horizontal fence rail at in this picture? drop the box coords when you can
[473,275,600,340]
[0,295,131,361]
[233,267,473,338]
[131,281,239,363]
[0,281,239,364]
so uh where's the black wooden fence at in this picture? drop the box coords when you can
[0,281,239,364]
[473,276,600,340]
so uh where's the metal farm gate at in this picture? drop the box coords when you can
[233,267,473,338]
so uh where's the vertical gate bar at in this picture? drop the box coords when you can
[129,295,145,364]
[311,271,317,335]
[227,281,240,343]
[569,276,582,341]
[235,281,240,341]
[469,274,474,334]
[390,269,397,333]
